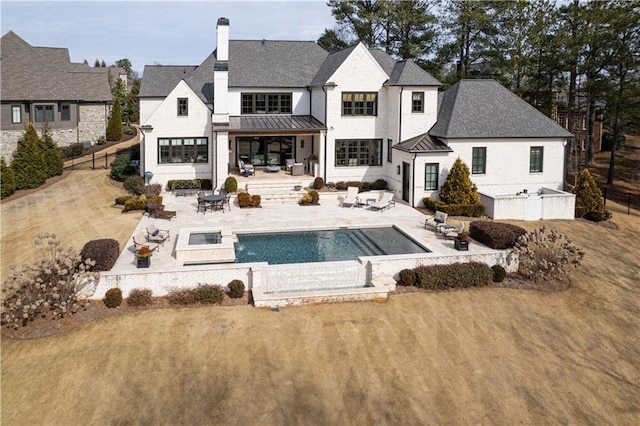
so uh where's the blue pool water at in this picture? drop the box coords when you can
[234,227,429,264]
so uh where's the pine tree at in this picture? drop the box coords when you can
[94,58,100,67]
[40,123,64,177]
[1,157,17,199]
[11,123,47,189]
[439,158,480,205]
[106,99,123,141]
[573,168,609,220]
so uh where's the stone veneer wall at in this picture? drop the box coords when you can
[0,103,107,161]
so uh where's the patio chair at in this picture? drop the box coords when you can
[342,186,359,208]
[196,193,208,214]
[146,224,170,245]
[285,158,295,173]
[369,192,395,212]
[238,160,254,177]
[133,232,159,253]
[442,221,465,240]
[425,211,448,229]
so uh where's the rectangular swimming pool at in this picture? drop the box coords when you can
[234,226,429,264]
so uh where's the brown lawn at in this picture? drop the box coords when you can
[1,140,639,424]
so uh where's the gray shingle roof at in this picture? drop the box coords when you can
[394,132,453,153]
[429,79,573,139]
[228,40,327,87]
[368,48,396,75]
[224,115,326,132]
[139,65,197,98]
[310,44,357,87]
[386,60,441,87]
[1,31,112,101]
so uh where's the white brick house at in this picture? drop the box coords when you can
[139,18,574,220]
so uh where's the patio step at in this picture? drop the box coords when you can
[243,180,312,204]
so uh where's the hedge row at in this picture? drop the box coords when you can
[468,221,527,249]
[399,262,493,290]
[423,197,485,217]
[165,179,212,191]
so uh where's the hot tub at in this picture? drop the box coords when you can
[176,227,236,265]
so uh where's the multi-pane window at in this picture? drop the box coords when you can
[241,93,291,114]
[412,92,424,113]
[472,147,486,174]
[34,105,54,122]
[11,105,21,123]
[177,98,188,116]
[342,92,377,116]
[387,139,393,163]
[61,103,70,121]
[335,139,382,166]
[530,146,544,173]
[425,163,439,190]
[158,137,208,164]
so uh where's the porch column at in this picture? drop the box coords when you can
[318,130,327,180]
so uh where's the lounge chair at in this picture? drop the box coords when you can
[133,232,160,253]
[285,158,295,173]
[442,221,465,239]
[146,224,170,245]
[425,211,448,229]
[238,160,254,176]
[342,186,359,208]
[369,192,395,211]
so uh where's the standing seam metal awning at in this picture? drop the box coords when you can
[216,115,327,133]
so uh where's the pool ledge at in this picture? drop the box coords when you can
[176,227,235,265]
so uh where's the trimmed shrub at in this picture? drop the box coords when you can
[398,269,416,286]
[124,175,145,195]
[168,285,224,305]
[300,193,313,205]
[371,179,388,190]
[250,194,261,207]
[80,239,119,271]
[228,280,245,298]
[61,142,85,158]
[491,265,507,283]
[110,153,135,181]
[309,189,320,205]
[238,192,251,208]
[423,197,485,217]
[1,157,16,199]
[512,226,585,282]
[414,262,493,290]
[106,99,123,141]
[573,169,610,222]
[313,177,324,190]
[127,288,153,306]
[41,123,64,178]
[469,221,527,249]
[224,176,238,193]
[115,196,133,205]
[12,123,47,190]
[167,288,196,305]
[123,196,147,212]
[104,288,123,308]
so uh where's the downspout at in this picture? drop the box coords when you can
[76,102,80,143]
[139,126,145,178]
[411,153,417,207]
[322,85,328,183]
[212,125,217,190]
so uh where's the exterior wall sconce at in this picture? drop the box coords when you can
[396,165,401,175]
[300,139,304,148]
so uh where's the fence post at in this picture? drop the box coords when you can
[628,193,631,215]
[92,153,95,170]
[603,186,607,206]
[105,153,108,169]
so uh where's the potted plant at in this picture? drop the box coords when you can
[135,246,152,268]
[454,232,471,251]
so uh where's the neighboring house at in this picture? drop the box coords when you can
[0,31,113,160]
[139,18,574,219]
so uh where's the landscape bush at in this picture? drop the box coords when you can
[332,179,388,191]
[167,284,224,305]
[300,193,312,205]
[313,177,324,190]
[123,175,145,195]
[512,226,585,282]
[11,123,47,190]
[224,176,238,193]
[110,153,136,181]
[238,192,260,207]
[469,221,527,249]
[104,288,123,308]
[1,233,97,328]
[115,196,134,205]
[80,239,119,271]
[1,157,16,199]
[573,169,610,222]
[491,265,507,283]
[123,196,148,212]
[106,99,123,141]
[41,124,64,178]
[414,262,493,290]
[127,288,153,306]
[227,280,245,298]
[61,142,85,158]
[440,158,480,205]
[309,189,320,205]
[423,197,485,217]
[398,269,416,286]
[165,179,212,192]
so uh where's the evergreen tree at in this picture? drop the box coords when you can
[83,59,88,65]
[101,60,106,67]
[573,168,609,220]
[106,99,123,141]
[317,28,350,51]
[115,58,133,79]
[40,123,64,177]
[94,58,101,67]
[1,157,17,199]
[439,158,480,205]
[11,123,47,189]
[126,78,141,123]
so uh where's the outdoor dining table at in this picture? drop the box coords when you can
[203,193,225,211]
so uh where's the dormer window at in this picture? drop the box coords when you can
[177,98,188,116]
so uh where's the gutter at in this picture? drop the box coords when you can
[411,153,417,207]
[322,84,329,183]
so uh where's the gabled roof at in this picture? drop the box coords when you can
[139,65,198,98]
[386,60,441,87]
[394,132,453,153]
[310,44,357,87]
[228,40,327,87]
[429,79,573,139]
[1,31,113,102]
